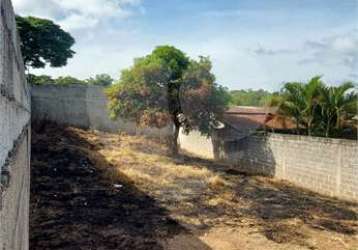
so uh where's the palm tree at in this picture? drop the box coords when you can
[276,82,305,134]
[275,76,323,135]
[318,82,357,137]
[302,76,324,135]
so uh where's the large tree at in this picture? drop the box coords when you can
[16,16,75,68]
[106,46,230,154]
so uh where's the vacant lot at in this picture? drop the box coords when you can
[30,124,358,250]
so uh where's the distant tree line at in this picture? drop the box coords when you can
[229,89,273,107]
[28,74,114,87]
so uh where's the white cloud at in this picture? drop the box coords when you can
[58,14,99,30]
[13,0,63,19]
[248,30,358,86]
[12,0,142,30]
[252,46,296,56]
[302,31,358,72]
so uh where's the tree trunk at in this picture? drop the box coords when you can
[170,119,180,156]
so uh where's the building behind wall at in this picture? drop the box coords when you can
[0,0,31,249]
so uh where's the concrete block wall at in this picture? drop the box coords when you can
[217,133,358,202]
[179,130,358,202]
[31,84,172,138]
[0,0,31,249]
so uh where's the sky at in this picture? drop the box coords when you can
[12,0,358,91]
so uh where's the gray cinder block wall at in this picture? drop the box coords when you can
[31,84,172,138]
[218,134,358,201]
[180,130,358,202]
[0,0,31,249]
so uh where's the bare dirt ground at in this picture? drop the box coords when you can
[30,124,358,250]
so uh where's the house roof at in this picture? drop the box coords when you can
[222,106,295,132]
[225,106,278,115]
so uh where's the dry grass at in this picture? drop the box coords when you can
[67,127,358,250]
[85,132,229,195]
[207,175,229,189]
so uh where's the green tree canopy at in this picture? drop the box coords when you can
[86,74,114,87]
[106,46,230,154]
[269,76,357,138]
[16,16,75,68]
[279,76,323,135]
[318,82,357,137]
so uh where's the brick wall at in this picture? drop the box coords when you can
[0,0,31,249]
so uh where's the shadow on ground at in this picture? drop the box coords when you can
[121,139,358,248]
[180,154,358,245]
[30,123,211,250]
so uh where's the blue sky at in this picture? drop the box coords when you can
[13,0,358,90]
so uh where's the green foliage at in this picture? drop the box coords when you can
[106,46,230,154]
[16,16,75,68]
[28,74,115,86]
[180,56,231,135]
[317,82,357,137]
[229,89,272,107]
[270,76,357,138]
[28,74,86,85]
[27,74,55,85]
[55,76,85,85]
[86,74,114,87]
[279,76,323,135]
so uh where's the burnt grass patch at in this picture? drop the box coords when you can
[30,123,209,250]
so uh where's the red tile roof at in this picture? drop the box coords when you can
[223,106,295,131]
